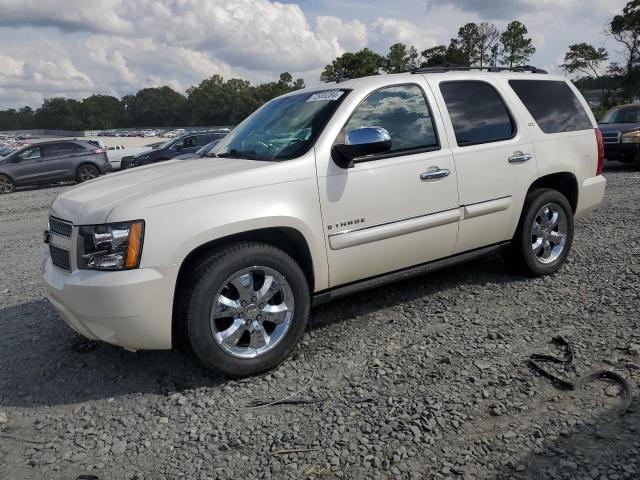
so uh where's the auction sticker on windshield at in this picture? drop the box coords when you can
[306,91,344,102]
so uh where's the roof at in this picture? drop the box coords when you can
[292,69,567,97]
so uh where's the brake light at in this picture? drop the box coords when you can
[595,128,604,176]
[92,148,106,154]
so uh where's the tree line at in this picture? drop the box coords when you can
[0,72,305,131]
[320,20,535,82]
[562,0,639,113]
[0,0,638,131]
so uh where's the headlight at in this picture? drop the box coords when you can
[621,132,640,144]
[77,221,144,270]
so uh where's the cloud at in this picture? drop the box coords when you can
[0,0,633,109]
[372,17,439,51]
[0,0,132,33]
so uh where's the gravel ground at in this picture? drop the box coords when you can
[1,163,639,480]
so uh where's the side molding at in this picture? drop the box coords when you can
[462,196,511,220]
[328,208,460,250]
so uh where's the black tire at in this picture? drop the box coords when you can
[511,188,574,276]
[76,163,100,183]
[0,174,15,194]
[181,242,310,377]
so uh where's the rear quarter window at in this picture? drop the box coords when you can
[509,80,593,134]
[440,81,516,147]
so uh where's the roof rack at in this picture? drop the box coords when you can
[411,64,548,74]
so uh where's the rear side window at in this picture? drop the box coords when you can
[509,80,592,134]
[343,84,439,153]
[440,81,515,146]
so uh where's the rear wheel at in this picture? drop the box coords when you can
[0,174,15,194]
[182,242,310,377]
[76,164,99,182]
[511,188,574,276]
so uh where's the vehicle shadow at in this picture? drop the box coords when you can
[491,401,639,479]
[0,251,525,408]
[603,160,639,173]
[14,181,75,193]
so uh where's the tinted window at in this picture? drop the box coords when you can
[343,84,438,153]
[440,81,515,146]
[46,142,82,155]
[509,80,592,133]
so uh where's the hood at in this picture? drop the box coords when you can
[597,122,640,134]
[50,157,270,224]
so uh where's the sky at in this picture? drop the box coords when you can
[0,0,630,109]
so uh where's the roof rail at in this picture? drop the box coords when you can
[411,64,548,74]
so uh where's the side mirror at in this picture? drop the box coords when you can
[332,126,391,168]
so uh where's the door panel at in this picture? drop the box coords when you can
[316,82,459,287]
[41,143,80,181]
[5,147,44,184]
[429,77,539,253]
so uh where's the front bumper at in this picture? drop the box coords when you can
[604,143,640,162]
[575,175,606,221]
[42,254,179,350]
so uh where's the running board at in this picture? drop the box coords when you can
[312,242,509,306]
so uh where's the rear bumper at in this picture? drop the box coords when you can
[575,175,606,220]
[42,254,179,350]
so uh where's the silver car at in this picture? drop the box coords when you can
[0,140,111,194]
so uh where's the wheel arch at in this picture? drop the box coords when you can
[171,226,315,348]
[527,172,578,213]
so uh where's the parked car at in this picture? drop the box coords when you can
[106,144,151,170]
[43,68,605,376]
[121,133,226,169]
[173,138,224,160]
[0,140,110,194]
[598,103,640,163]
[0,146,16,157]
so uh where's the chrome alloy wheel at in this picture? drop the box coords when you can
[79,165,99,181]
[209,266,294,359]
[531,202,568,264]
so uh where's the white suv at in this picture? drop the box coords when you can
[43,67,606,376]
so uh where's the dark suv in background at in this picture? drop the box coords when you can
[598,104,640,164]
[121,132,226,169]
[0,140,110,194]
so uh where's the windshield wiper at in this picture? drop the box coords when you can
[217,150,264,160]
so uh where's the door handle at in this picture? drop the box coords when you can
[420,167,450,181]
[508,151,533,163]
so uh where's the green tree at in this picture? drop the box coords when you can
[499,21,536,68]
[122,86,187,127]
[420,44,468,67]
[560,43,610,104]
[384,43,420,73]
[450,23,480,66]
[608,0,640,100]
[35,98,83,130]
[80,95,124,129]
[320,48,385,82]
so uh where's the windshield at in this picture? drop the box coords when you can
[210,89,349,161]
[600,106,640,124]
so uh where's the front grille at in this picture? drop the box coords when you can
[49,244,71,271]
[601,131,621,144]
[49,216,73,237]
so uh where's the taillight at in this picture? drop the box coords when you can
[595,128,604,176]
[92,148,106,154]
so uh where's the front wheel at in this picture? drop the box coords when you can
[182,242,310,377]
[511,188,574,276]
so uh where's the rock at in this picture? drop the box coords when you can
[629,344,640,356]
[474,360,491,370]
[0,412,7,424]
[111,440,128,455]
[604,385,621,397]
